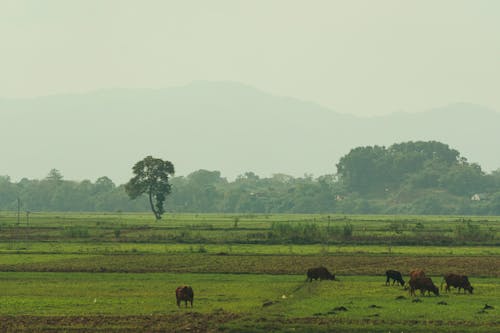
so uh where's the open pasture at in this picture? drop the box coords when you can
[0,272,498,332]
[0,252,499,278]
[1,212,499,245]
[2,241,500,256]
[0,212,499,331]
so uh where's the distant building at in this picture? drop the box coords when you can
[471,194,481,201]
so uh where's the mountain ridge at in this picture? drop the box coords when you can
[1,82,498,183]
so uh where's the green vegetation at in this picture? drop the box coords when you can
[0,212,498,246]
[0,272,498,332]
[2,141,500,215]
[0,212,499,331]
[125,156,175,220]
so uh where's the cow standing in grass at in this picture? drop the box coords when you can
[409,277,439,296]
[441,273,474,294]
[306,266,337,282]
[385,270,405,286]
[176,286,194,308]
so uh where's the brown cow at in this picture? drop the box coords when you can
[409,277,439,296]
[409,269,425,280]
[306,266,337,282]
[176,286,194,308]
[441,273,473,294]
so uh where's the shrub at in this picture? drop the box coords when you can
[454,221,492,242]
[63,226,90,238]
[269,222,324,244]
[343,222,353,239]
[388,221,407,234]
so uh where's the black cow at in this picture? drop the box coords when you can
[385,270,405,286]
[176,286,194,308]
[409,277,439,296]
[441,273,473,294]
[306,266,337,282]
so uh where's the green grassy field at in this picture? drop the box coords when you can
[0,212,499,332]
[1,212,499,245]
[0,272,498,332]
[2,241,500,256]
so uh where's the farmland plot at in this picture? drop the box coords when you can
[0,212,498,332]
[0,273,498,332]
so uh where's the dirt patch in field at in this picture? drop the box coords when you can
[0,311,240,333]
[1,313,497,333]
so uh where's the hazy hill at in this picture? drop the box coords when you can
[1,81,499,184]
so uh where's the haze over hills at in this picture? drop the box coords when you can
[1,81,499,184]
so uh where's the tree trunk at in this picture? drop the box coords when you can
[148,191,161,220]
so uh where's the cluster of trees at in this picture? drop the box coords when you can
[1,141,499,216]
[336,141,492,196]
[336,141,500,215]
[0,169,145,212]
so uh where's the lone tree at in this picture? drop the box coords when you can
[125,156,175,220]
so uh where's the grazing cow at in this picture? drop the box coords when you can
[385,270,405,286]
[306,266,336,282]
[441,273,473,294]
[409,269,426,280]
[409,277,439,296]
[175,286,194,308]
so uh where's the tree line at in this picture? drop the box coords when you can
[1,141,499,216]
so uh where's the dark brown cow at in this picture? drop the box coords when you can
[441,273,473,294]
[175,286,194,308]
[385,270,405,286]
[409,277,439,296]
[409,269,425,280]
[306,266,337,282]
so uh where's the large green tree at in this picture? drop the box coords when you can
[125,156,175,220]
[336,145,388,193]
[336,141,462,193]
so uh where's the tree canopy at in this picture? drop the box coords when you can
[125,156,175,220]
[336,141,464,193]
[1,141,499,216]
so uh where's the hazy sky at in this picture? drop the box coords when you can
[1,0,499,116]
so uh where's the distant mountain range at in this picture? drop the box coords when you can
[1,81,499,184]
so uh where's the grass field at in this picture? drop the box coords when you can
[0,212,499,332]
[0,273,498,332]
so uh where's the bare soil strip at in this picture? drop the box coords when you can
[1,313,497,333]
